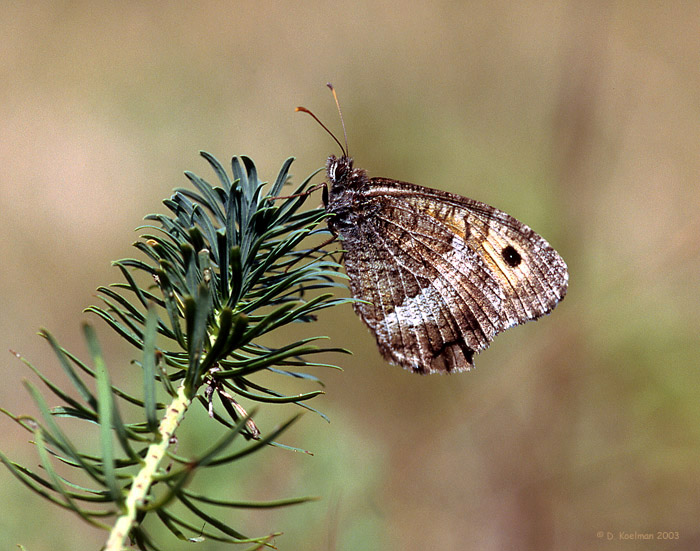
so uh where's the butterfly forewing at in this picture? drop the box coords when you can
[325,155,568,374]
[369,178,568,318]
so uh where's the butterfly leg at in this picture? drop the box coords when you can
[266,182,329,205]
[281,232,339,273]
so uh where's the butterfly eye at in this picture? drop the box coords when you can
[329,158,351,183]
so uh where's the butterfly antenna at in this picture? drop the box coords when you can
[326,83,349,157]
[295,106,347,157]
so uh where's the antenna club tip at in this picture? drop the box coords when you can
[326,82,335,90]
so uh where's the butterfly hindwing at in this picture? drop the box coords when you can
[341,223,476,373]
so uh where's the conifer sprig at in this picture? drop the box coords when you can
[1,153,350,549]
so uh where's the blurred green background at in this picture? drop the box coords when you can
[2,2,699,550]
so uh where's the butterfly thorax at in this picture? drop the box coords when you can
[325,155,373,235]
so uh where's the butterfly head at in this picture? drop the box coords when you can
[326,154,352,184]
[326,154,367,189]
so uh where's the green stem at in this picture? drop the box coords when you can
[105,384,191,551]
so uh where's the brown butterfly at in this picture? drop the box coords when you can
[297,85,568,374]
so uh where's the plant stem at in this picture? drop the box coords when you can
[105,384,191,551]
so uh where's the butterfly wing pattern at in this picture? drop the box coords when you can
[325,155,568,374]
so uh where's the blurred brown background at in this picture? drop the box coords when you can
[2,2,699,550]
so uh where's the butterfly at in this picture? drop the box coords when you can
[297,84,568,374]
